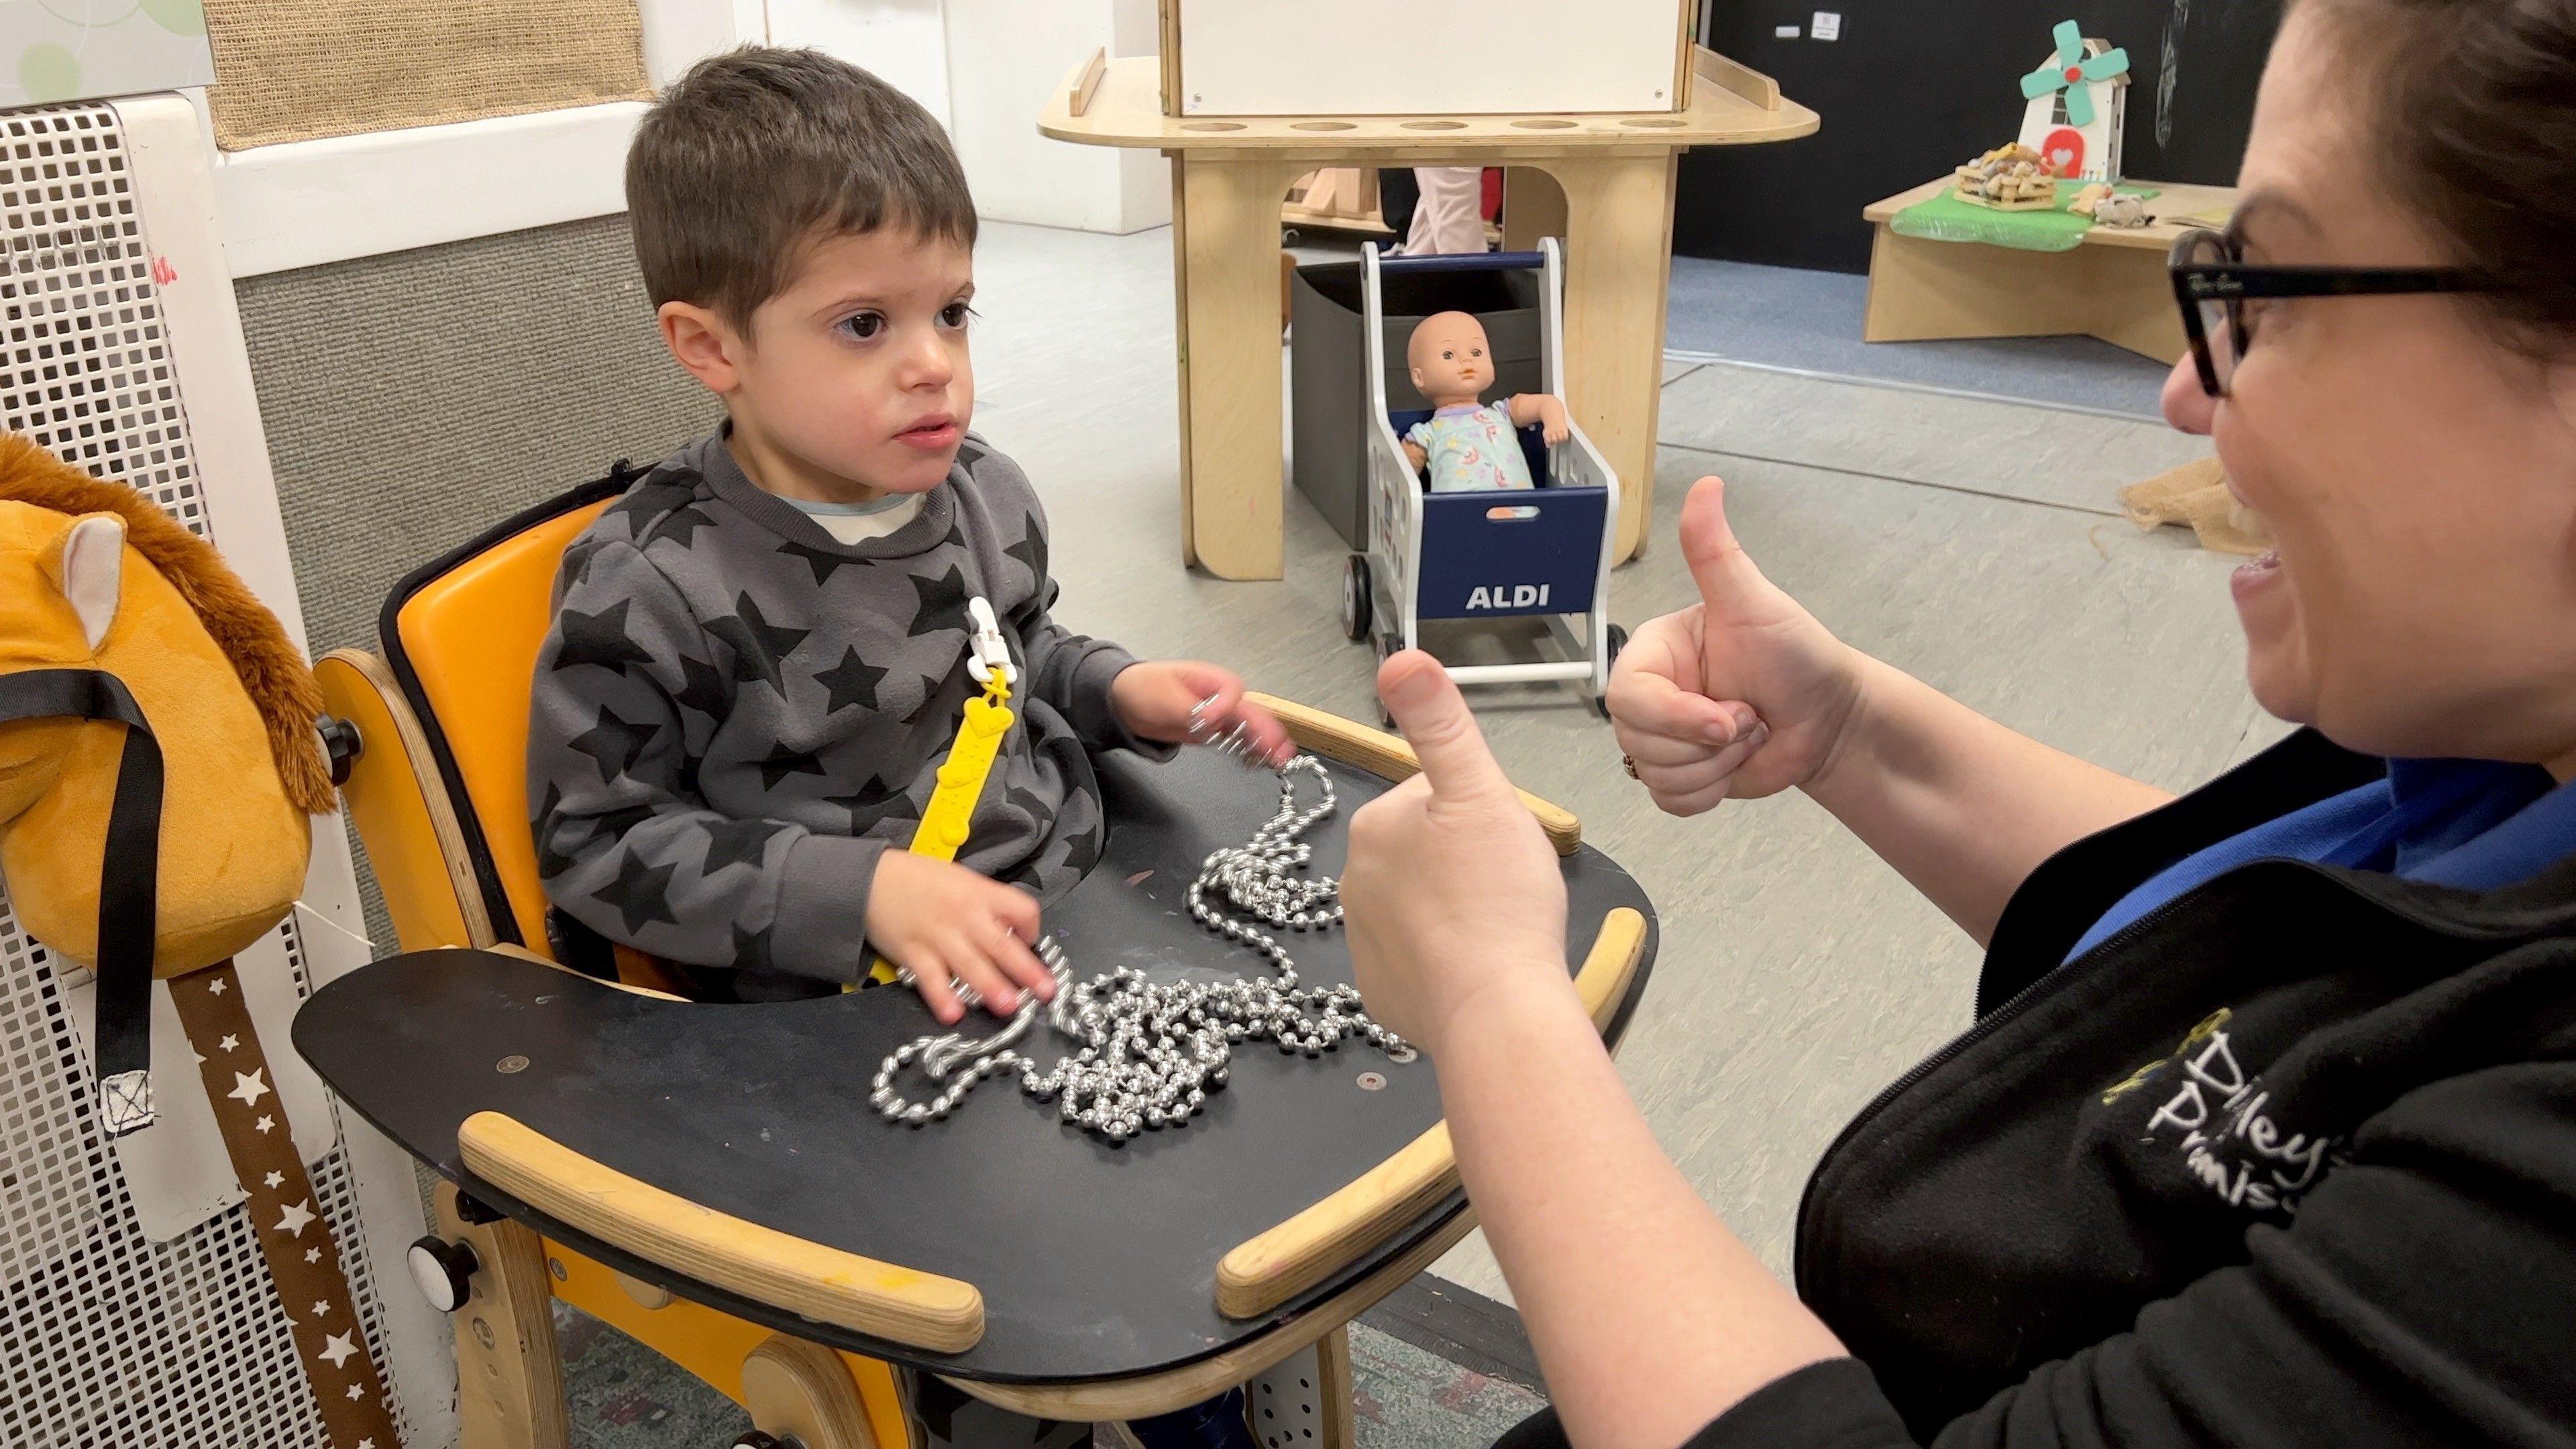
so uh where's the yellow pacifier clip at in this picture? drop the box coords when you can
[859,597,1017,987]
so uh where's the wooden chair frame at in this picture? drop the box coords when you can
[314,478,1645,1447]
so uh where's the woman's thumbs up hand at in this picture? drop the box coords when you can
[1342,651,1570,1059]
[1608,476,1868,816]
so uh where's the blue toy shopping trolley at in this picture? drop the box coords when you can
[1341,238,1625,715]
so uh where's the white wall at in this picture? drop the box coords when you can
[943,0,1169,234]
[212,0,1162,278]
[769,0,955,125]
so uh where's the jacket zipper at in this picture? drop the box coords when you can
[1787,857,2551,1289]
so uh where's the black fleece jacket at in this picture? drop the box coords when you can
[1697,729,2576,1448]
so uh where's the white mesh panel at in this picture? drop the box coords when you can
[0,102,415,1449]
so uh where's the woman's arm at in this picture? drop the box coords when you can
[1610,478,2168,945]
[1803,655,2172,945]
[1346,656,1846,1449]
[1441,971,1848,1449]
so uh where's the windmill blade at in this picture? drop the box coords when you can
[2063,80,2097,127]
[2023,65,2067,100]
[2053,19,2086,64]
[2080,47,2132,80]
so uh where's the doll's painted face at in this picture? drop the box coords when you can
[1407,311,1494,407]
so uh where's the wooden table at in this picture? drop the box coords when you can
[1040,50,1817,580]
[1861,177,2240,365]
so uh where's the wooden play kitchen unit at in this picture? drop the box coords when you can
[1041,0,1817,580]
[1862,176,2242,364]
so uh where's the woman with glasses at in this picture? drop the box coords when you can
[1331,2,2576,1446]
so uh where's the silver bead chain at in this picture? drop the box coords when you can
[871,704,1410,1142]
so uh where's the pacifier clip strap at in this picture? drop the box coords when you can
[859,598,1018,988]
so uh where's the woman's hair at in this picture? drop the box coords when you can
[2308,0,2576,354]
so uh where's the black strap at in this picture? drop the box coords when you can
[0,669,162,1091]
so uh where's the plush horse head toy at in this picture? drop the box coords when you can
[0,432,331,1136]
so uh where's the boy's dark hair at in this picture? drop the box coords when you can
[626,46,977,326]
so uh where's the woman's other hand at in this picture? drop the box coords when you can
[1611,476,1868,816]
[1343,652,1570,1058]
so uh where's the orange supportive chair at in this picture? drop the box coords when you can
[315,468,911,1449]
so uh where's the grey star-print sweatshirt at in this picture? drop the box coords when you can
[528,429,1164,999]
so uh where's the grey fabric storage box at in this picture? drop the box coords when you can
[1289,260,1543,549]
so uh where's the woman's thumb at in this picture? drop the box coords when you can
[1679,476,1762,614]
[1378,650,1509,800]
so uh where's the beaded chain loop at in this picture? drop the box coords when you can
[871,702,1409,1142]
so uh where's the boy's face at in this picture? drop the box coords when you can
[668,227,975,501]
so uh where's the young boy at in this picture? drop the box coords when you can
[529,48,1291,1021]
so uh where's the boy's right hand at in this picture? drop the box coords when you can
[865,852,1055,1025]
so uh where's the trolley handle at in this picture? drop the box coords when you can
[1373,249,1548,276]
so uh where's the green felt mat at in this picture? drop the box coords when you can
[1891,181,2161,252]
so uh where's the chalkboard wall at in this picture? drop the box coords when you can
[1674,1,2284,272]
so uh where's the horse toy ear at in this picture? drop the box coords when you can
[42,513,125,651]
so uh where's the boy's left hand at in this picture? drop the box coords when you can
[1112,660,1296,767]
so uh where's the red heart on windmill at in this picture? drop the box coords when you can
[2041,127,2086,178]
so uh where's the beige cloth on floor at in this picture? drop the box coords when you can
[1407,167,1488,256]
[2120,456,2271,555]
[203,0,651,150]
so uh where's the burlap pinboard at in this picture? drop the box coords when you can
[203,0,651,151]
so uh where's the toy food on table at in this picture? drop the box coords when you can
[1953,144,2057,211]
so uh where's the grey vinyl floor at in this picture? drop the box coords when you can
[967,221,2287,1305]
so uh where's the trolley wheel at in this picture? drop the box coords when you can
[1341,555,1374,641]
[1372,633,1400,727]
[1593,623,1631,718]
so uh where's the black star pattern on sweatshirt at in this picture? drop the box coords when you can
[698,818,773,877]
[616,480,697,539]
[1002,783,1051,829]
[707,593,810,696]
[1002,517,1046,586]
[673,652,731,722]
[902,672,955,725]
[1058,819,1104,873]
[826,773,912,834]
[777,539,855,586]
[568,704,661,784]
[531,782,576,879]
[812,647,888,714]
[593,849,680,936]
[731,922,774,975]
[590,802,659,854]
[644,504,717,551]
[753,745,828,792]
[552,600,655,675]
[907,565,969,637]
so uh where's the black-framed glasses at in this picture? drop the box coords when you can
[2167,228,2493,396]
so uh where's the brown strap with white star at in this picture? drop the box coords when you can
[171,957,407,1449]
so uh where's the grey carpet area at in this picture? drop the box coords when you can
[1664,255,2174,419]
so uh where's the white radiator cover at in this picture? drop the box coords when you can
[0,96,457,1449]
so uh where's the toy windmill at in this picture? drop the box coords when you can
[2017,20,2131,182]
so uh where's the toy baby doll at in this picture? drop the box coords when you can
[1400,311,1568,493]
